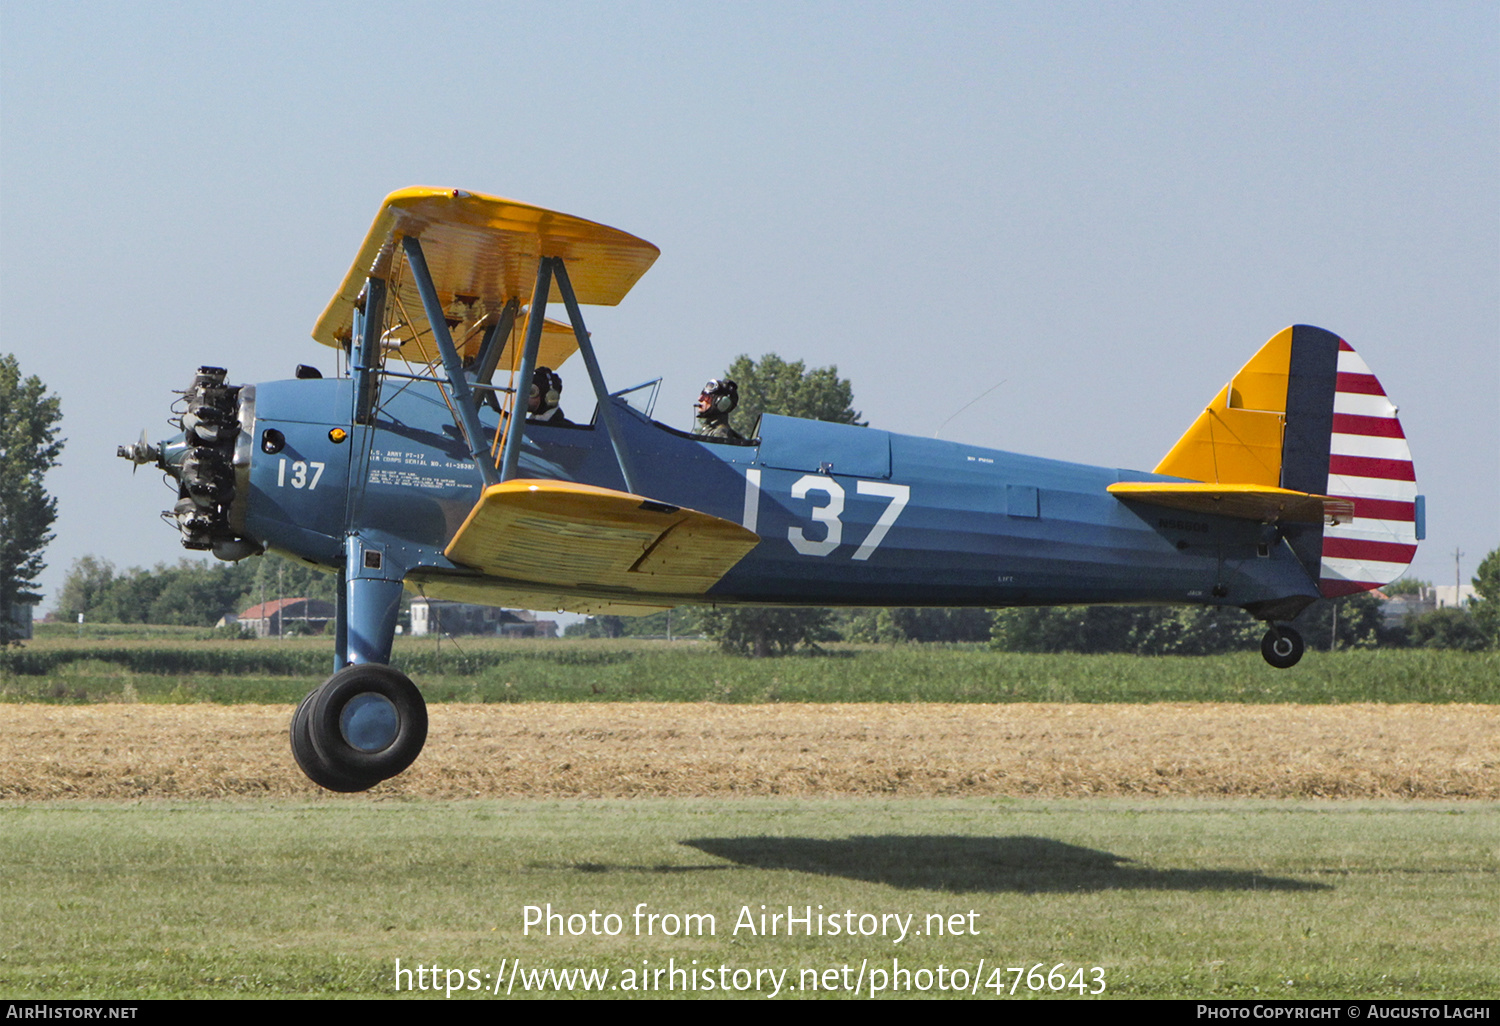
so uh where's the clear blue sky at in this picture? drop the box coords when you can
[3,1,1495,611]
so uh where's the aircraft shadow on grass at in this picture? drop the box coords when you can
[678,836,1328,894]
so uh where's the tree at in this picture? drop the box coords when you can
[565,614,627,639]
[697,605,837,657]
[1464,547,1500,649]
[723,353,864,435]
[1404,607,1492,651]
[234,553,337,616]
[0,355,64,644]
[1289,592,1391,650]
[991,604,1263,655]
[55,555,118,624]
[1383,576,1431,597]
[702,354,860,656]
[840,607,993,644]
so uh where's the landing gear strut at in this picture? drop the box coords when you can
[291,664,427,792]
[1260,625,1304,669]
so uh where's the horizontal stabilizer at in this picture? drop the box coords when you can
[444,479,759,599]
[1108,482,1354,524]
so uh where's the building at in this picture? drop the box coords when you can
[1431,584,1477,609]
[409,599,557,638]
[238,597,335,637]
[1376,584,1478,628]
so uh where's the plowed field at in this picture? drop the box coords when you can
[3,702,1496,800]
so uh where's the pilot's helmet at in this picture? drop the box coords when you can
[530,367,562,412]
[697,378,738,418]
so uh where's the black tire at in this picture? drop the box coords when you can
[1261,626,1305,669]
[290,686,382,792]
[305,663,428,786]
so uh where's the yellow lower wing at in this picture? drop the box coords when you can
[444,479,759,598]
[1108,482,1354,524]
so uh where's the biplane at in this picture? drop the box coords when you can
[119,187,1423,792]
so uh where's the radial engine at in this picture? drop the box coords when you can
[117,365,262,562]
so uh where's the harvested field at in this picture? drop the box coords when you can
[2,702,1496,800]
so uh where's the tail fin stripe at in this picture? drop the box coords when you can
[1323,538,1419,563]
[1334,392,1401,418]
[1335,372,1387,396]
[1328,455,1415,481]
[1322,557,1414,582]
[1321,578,1382,598]
[1332,522,1420,543]
[1332,413,1406,438]
[1326,475,1417,502]
[1332,514,1420,535]
[1322,555,1414,577]
[1331,434,1415,461]
[1330,496,1416,521]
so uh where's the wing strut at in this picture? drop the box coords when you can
[380,234,642,494]
[498,258,552,483]
[553,258,641,495]
[471,298,519,397]
[400,236,499,488]
[490,255,641,495]
[351,277,385,426]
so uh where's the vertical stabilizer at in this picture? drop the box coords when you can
[1156,326,1418,596]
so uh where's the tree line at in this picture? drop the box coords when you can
[54,545,1497,653]
[55,554,337,630]
[565,573,1499,654]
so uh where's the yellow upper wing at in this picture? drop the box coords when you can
[312,187,660,350]
[444,479,760,600]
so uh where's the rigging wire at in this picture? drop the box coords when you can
[932,379,1007,439]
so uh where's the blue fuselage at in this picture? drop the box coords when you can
[239,377,1320,612]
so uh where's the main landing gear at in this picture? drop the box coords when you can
[291,664,428,792]
[1259,625,1305,669]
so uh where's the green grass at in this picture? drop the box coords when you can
[0,799,1494,999]
[4,637,1497,705]
[30,622,228,641]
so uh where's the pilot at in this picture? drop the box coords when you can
[694,378,743,441]
[527,366,570,425]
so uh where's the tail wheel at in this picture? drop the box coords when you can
[290,664,428,791]
[1260,626,1305,669]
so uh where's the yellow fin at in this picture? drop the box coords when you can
[1154,327,1293,485]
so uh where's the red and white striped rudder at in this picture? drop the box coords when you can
[1319,338,1420,596]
